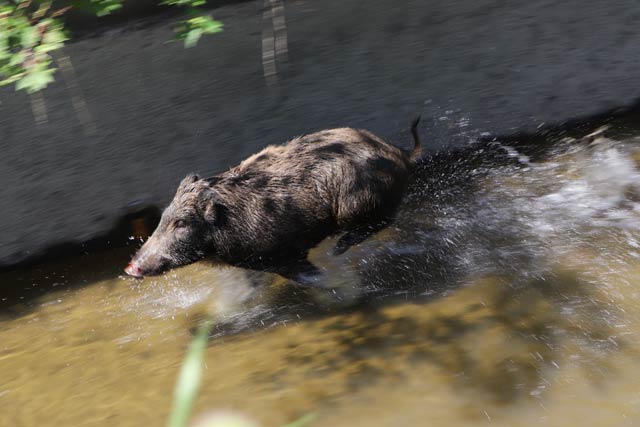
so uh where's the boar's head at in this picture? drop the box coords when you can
[125,174,224,278]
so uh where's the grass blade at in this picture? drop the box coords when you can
[168,319,214,427]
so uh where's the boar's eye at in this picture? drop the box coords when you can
[174,219,187,229]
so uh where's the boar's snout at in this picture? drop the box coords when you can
[124,249,171,278]
[124,262,144,278]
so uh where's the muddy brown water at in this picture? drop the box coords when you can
[3,127,640,426]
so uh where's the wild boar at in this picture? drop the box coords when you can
[125,117,423,286]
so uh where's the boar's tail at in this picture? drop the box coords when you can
[409,115,422,162]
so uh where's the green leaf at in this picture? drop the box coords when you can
[162,0,205,7]
[201,19,223,33]
[95,4,121,17]
[15,67,56,93]
[36,26,67,54]
[37,19,68,53]
[173,13,223,48]
[189,15,223,34]
[21,26,39,48]
[183,28,202,48]
[42,28,67,46]
[73,0,124,17]
[8,51,25,66]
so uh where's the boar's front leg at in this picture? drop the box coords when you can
[332,221,390,256]
[270,258,325,287]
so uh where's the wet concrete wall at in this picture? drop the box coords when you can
[1,0,640,268]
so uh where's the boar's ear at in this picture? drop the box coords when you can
[181,173,199,185]
[177,173,200,193]
[199,190,227,226]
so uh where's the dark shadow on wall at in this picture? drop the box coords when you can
[0,205,161,275]
[0,206,160,321]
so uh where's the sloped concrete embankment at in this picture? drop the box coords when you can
[1,0,639,268]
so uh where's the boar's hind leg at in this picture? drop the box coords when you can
[332,221,389,256]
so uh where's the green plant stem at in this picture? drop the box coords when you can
[282,413,316,427]
[167,318,215,427]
